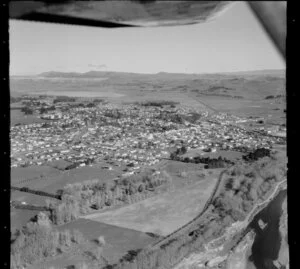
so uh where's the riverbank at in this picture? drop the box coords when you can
[226,230,256,269]
[173,179,287,269]
[273,196,289,269]
[247,189,287,269]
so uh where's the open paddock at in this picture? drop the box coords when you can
[57,218,156,264]
[10,109,45,126]
[10,164,123,212]
[11,208,41,231]
[11,163,121,191]
[83,173,219,236]
[11,165,61,186]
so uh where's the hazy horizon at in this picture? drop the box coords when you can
[10,68,285,77]
[10,2,285,76]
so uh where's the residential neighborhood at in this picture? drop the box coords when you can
[10,96,285,171]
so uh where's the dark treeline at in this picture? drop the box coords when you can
[93,98,106,103]
[243,148,271,162]
[139,100,179,108]
[155,111,202,125]
[53,96,77,103]
[47,170,173,225]
[170,147,234,169]
[265,94,284,99]
[199,93,244,99]
[11,186,61,200]
[39,105,56,114]
[174,156,233,169]
[21,106,34,115]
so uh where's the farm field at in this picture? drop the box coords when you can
[156,160,207,186]
[10,109,45,126]
[11,165,61,185]
[31,218,157,269]
[11,163,122,190]
[83,173,219,236]
[193,96,285,125]
[11,208,39,231]
[10,163,124,230]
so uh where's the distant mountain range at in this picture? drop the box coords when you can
[10,69,285,101]
[33,69,285,79]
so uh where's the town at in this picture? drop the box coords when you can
[10,95,286,173]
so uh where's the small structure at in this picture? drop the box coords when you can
[258,219,267,230]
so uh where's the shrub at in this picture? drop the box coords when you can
[96,236,106,247]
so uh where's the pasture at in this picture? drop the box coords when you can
[11,163,121,191]
[29,218,156,269]
[83,173,219,236]
[10,109,45,126]
[10,163,123,233]
[11,208,40,231]
[57,218,156,264]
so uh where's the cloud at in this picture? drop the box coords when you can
[88,64,107,69]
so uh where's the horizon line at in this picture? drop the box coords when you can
[11,67,285,77]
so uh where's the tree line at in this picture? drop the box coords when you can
[47,170,173,225]
[265,94,284,99]
[170,146,234,169]
[243,148,271,162]
[11,186,61,200]
[53,96,77,103]
[139,100,179,108]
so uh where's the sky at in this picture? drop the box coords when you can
[9,1,285,75]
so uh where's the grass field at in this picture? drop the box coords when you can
[11,208,39,231]
[10,163,123,231]
[11,165,61,185]
[19,218,157,268]
[192,96,285,124]
[11,162,121,190]
[57,218,156,264]
[83,173,219,236]
[10,109,45,126]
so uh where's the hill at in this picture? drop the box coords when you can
[36,69,285,80]
[10,69,285,124]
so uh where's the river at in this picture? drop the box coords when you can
[247,190,287,269]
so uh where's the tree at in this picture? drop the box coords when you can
[95,236,106,247]
[21,106,33,115]
[180,146,187,155]
[40,107,48,114]
[138,183,145,193]
[242,200,253,213]
[59,230,72,248]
